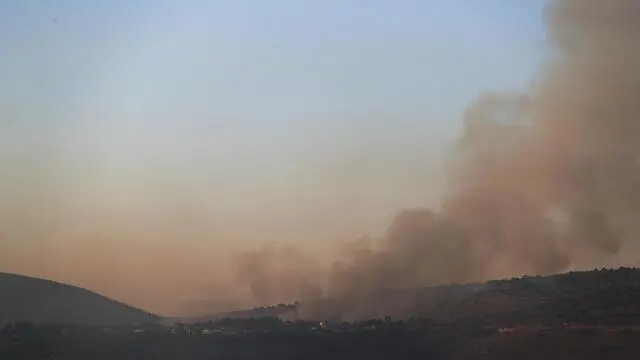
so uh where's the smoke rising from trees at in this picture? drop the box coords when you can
[231,0,640,307]
[2,0,640,316]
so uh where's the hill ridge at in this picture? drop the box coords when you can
[0,272,160,327]
[186,267,640,323]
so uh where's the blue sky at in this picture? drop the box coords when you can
[1,0,545,131]
[0,1,548,304]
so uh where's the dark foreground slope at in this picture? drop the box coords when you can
[0,272,159,327]
[3,317,640,359]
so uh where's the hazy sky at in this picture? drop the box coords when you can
[0,1,547,310]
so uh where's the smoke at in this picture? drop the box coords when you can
[234,246,324,306]
[3,0,640,317]
[229,0,640,308]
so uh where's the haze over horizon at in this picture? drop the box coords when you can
[3,0,638,317]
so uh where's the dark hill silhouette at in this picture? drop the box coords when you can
[298,267,640,323]
[189,267,640,326]
[0,272,160,327]
[179,303,299,324]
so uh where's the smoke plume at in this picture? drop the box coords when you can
[231,0,640,306]
[2,0,640,316]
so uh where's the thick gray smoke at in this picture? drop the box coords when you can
[231,0,640,308]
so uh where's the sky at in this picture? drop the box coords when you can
[0,1,547,312]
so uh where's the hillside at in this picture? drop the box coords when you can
[181,303,299,323]
[0,272,160,327]
[298,267,640,323]
[194,267,640,325]
[5,268,640,359]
